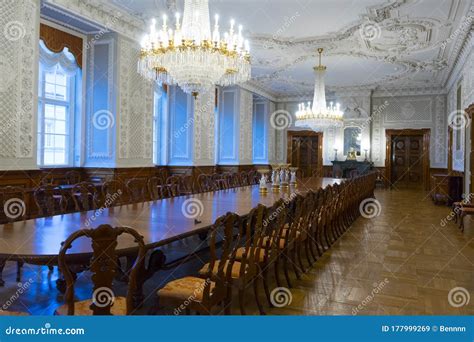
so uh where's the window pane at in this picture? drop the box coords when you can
[56,73,67,86]
[54,151,66,165]
[43,150,54,165]
[55,85,67,101]
[45,104,55,118]
[45,73,55,84]
[54,135,66,149]
[45,83,55,98]
[53,120,66,134]
[55,106,66,121]
[44,119,54,134]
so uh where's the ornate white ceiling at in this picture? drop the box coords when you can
[95,0,473,97]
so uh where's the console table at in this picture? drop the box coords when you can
[331,160,373,178]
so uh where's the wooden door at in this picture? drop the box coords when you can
[287,131,322,178]
[391,135,423,188]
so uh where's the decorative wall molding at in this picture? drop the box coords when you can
[0,0,40,170]
[193,89,216,166]
[371,93,447,168]
[239,89,254,165]
[116,35,154,167]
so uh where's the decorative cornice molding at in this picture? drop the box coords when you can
[44,0,145,41]
[372,86,447,97]
[444,29,474,92]
[239,81,278,102]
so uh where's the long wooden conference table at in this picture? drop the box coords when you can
[0,177,343,296]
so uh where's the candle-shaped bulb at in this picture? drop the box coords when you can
[175,12,181,29]
[162,14,168,29]
[214,14,219,27]
[244,39,250,52]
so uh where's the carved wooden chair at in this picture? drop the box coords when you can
[180,175,195,195]
[239,171,249,186]
[34,185,67,217]
[39,174,57,186]
[65,170,81,185]
[206,205,267,314]
[247,170,259,185]
[256,199,289,304]
[197,174,213,193]
[211,173,225,190]
[156,213,238,315]
[147,176,163,200]
[101,180,126,207]
[55,224,146,315]
[455,201,474,231]
[71,182,99,212]
[126,178,148,203]
[230,173,241,188]
[164,176,181,197]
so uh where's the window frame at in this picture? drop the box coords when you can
[37,63,76,167]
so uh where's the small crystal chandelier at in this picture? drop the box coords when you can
[138,0,251,98]
[295,48,344,131]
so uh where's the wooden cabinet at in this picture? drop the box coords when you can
[431,174,463,205]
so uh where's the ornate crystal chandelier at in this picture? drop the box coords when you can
[295,48,344,131]
[138,0,251,98]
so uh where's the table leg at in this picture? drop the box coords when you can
[133,249,166,308]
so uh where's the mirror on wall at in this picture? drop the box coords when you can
[343,127,362,156]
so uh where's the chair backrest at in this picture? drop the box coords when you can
[126,178,148,203]
[0,186,27,223]
[239,171,249,186]
[58,224,146,315]
[65,171,81,185]
[248,170,259,185]
[34,185,67,217]
[211,173,224,190]
[101,180,125,207]
[282,194,305,244]
[197,174,212,193]
[202,212,239,303]
[147,176,162,200]
[263,199,288,261]
[165,176,181,197]
[180,175,195,195]
[71,182,99,211]
[236,204,266,278]
[40,175,56,186]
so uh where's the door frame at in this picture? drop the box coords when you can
[287,130,323,177]
[385,129,431,191]
[467,103,474,194]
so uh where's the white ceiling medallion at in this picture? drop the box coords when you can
[137,0,251,97]
[295,48,344,132]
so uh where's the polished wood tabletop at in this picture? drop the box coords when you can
[0,178,342,259]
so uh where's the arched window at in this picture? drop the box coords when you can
[37,40,81,166]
